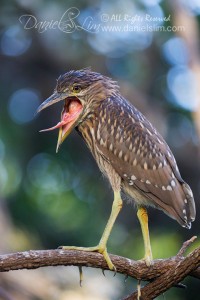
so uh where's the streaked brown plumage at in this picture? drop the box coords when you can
[37,68,196,270]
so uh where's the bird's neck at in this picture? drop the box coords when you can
[76,95,119,157]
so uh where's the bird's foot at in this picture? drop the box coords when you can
[141,251,153,267]
[58,245,116,271]
[144,255,153,267]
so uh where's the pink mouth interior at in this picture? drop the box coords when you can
[40,98,83,136]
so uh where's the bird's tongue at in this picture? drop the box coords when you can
[40,99,82,133]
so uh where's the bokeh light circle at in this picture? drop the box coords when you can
[8,88,40,124]
[1,25,31,57]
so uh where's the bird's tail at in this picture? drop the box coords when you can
[182,182,196,227]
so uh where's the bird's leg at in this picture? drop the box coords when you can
[137,206,153,266]
[60,191,122,271]
[97,191,122,270]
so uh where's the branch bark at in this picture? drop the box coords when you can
[0,237,199,300]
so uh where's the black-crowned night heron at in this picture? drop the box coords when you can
[37,68,196,270]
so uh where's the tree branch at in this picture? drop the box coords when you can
[124,236,200,300]
[0,237,199,300]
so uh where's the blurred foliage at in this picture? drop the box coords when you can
[0,0,200,299]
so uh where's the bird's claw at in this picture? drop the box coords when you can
[57,245,116,272]
[98,247,116,272]
[143,253,153,267]
[78,266,83,287]
[138,252,153,267]
[137,280,141,300]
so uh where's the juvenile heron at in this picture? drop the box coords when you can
[37,68,195,270]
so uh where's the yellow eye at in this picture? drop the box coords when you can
[72,85,81,92]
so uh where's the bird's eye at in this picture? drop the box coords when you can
[73,85,81,92]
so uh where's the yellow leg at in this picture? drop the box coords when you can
[60,191,122,271]
[137,206,153,266]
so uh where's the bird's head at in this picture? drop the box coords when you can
[37,68,118,152]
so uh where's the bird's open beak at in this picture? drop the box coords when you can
[37,92,83,152]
